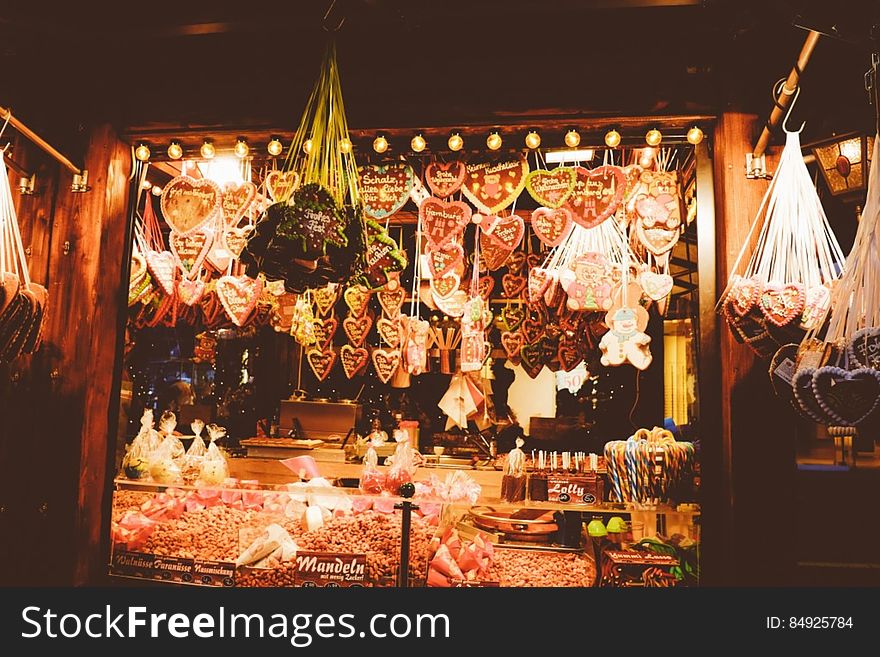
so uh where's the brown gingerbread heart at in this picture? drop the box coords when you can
[306,348,336,381]
[343,313,373,346]
[421,197,472,249]
[265,170,300,202]
[344,285,372,317]
[501,273,527,298]
[377,286,406,316]
[525,168,576,209]
[425,160,467,198]
[376,317,401,347]
[372,348,401,384]
[313,317,338,350]
[462,156,529,214]
[565,165,625,230]
[161,176,221,234]
[340,344,369,378]
[531,206,573,248]
[501,330,524,362]
[221,181,257,225]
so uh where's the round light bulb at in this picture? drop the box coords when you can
[267,138,283,156]
[687,126,704,145]
[645,129,662,147]
[525,131,541,149]
[303,139,313,154]
[151,185,163,196]
[373,135,388,154]
[200,140,215,159]
[141,178,152,190]
[134,143,151,162]
[411,134,426,152]
[486,131,502,151]
[234,138,249,159]
[448,132,463,152]
[167,141,183,160]
[604,129,621,148]
[564,129,581,148]
[340,137,353,154]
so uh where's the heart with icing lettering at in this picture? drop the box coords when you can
[313,285,339,316]
[223,224,253,259]
[792,367,828,423]
[372,348,401,384]
[501,273,526,298]
[427,243,464,279]
[265,170,300,202]
[521,316,545,344]
[221,181,257,225]
[343,313,373,346]
[505,251,526,274]
[544,275,563,308]
[528,268,552,303]
[640,271,674,301]
[433,289,467,317]
[477,275,494,301]
[276,184,349,257]
[501,304,525,331]
[377,286,406,316]
[161,176,222,234]
[425,161,467,198]
[340,344,369,378]
[359,163,415,219]
[519,341,545,379]
[306,348,336,381]
[376,317,401,348]
[216,275,262,327]
[501,331,524,363]
[479,232,514,270]
[557,339,583,372]
[531,206,573,248]
[760,282,805,327]
[526,254,542,270]
[812,366,880,426]
[169,230,213,279]
[565,165,625,230]
[800,285,831,331]
[525,168,576,208]
[725,275,761,318]
[177,278,205,307]
[145,251,177,296]
[358,219,408,289]
[480,215,524,271]
[622,164,645,207]
[462,156,529,214]
[313,317,338,350]
[420,197,472,249]
[849,327,880,370]
[430,272,461,299]
[343,285,371,317]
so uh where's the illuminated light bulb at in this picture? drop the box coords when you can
[134,143,151,162]
[687,126,704,145]
[411,134,426,152]
[340,137,353,154]
[303,139,313,154]
[448,132,463,152]
[151,185,163,196]
[486,131,502,151]
[525,131,541,149]
[233,137,249,159]
[200,140,215,159]
[373,134,388,154]
[639,147,656,168]
[141,178,152,190]
[167,141,183,160]
[564,129,581,148]
[645,128,662,147]
[267,137,283,156]
[604,129,621,148]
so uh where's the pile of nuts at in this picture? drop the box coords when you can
[486,548,595,587]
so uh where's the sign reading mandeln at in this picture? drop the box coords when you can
[293,551,367,588]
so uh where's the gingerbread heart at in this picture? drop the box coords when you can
[531,206,573,248]
[358,219,408,289]
[792,367,828,423]
[480,214,524,271]
[622,164,645,207]
[760,282,805,327]
[145,251,177,296]
[519,341,545,379]
[306,348,337,382]
[425,161,467,198]
[223,224,253,258]
[216,274,262,327]
[640,271,674,301]
[360,163,415,219]
[812,366,880,426]
[343,285,371,317]
[313,317,338,350]
[521,315,545,344]
[420,197,472,249]
[177,278,205,307]
[462,156,529,214]
[276,184,349,257]
[265,170,300,202]
[340,344,369,378]
[477,275,494,301]
[343,313,373,346]
[430,272,461,299]
[221,181,257,225]
[501,273,527,298]
[505,251,526,274]
[528,268,552,303]
[480,231,514,270]
[433,289,467,317]
[427,243,465,279]
[525,168,576,208]
[557,339,583,372]
[377,286,406,316]
[372,348,401,384]
[376,317,401,348]
[313,285,339,316]
[161,176,221,234]
[169,230,213,279]
[725,275,761,317]
[130,252,147,287]
[848,327,880,370]
[501,304,525,331]
[800,285,831,331]
[526,254,542,270]
[544,275,563,308]
[501,331,524,362]
[565,165,625,230]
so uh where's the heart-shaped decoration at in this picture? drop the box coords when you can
[340,344,369,378]
[376,317,401,348]
[358,219,408,289]
[216,275,262,327]
[343,313,373,346]
[275,184,349,257]
[622,164,645,207]
[161,176,222,234]
[725,275,761,317]
[501,273,527,298]
[848,327,880,370]
[477,275,494,301]
[430,272,461,299]
[526,254,542,270]
[306,348,337,382]
[525,168,576,208]
[177,278,205,306]
[420,197,472,249]
[372,348,401,384]
[521,316,545,344]
[531,206,573,248]
[425,161,467,198]
[427,243,465,279]
[169,230,213,279]
[313,285,339,316]
[433,289,467,317]
[223,224,254,258]
[130,253,147,287]
[505,251,526,274]
[265,170,300,202]
[640,271,674,301]
[800,285,831,331]
[377,286,406,316]
[145,251,177,296]
[792,367,828,423]
[480,214,524,271]
[479,231,514,270]
[540,337,559,369]
[759,282,805,327]
[501,304,525,331]
[462,156,529,214]
[359,163,415,219]
[564,165,625,230]
[343,285,372,317]
[557,339,583,372]
[313,317,338,350]
[812,366,880,426]
[634,198,681,255]
[221,181,257,225]
[501,331,523,362]
[544,275,563,308]
[528,268,552,303]
[519,341,545,379]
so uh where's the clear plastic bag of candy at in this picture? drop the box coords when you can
[199,441,229,485]
[359,442,385,494]
[121,409,157,479]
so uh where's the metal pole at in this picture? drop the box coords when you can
[394,483,418,588]
[0,105,83,175]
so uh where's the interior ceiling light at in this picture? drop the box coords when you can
[448,132,463,152]
[200,140,216,159]
[486,131,502,151]
[167,141,183,160]
[564,129,581,148]
[525,131,541,149]
[267,137,283,156]
[134,143,151,162]
[604,129,621,148]
[373,134,389,154]
[645,128,662,147]
[411,134,426,152]
[233,137,249,159]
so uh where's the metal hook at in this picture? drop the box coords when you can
[774,78,804,134]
